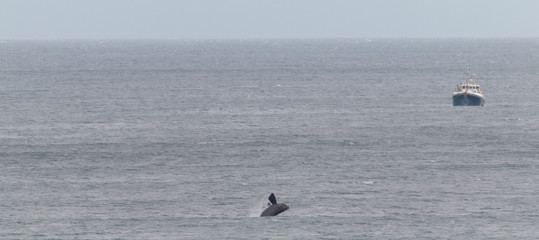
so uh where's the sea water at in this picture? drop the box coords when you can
[0,39,538,239]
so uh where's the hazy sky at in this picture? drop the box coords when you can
[2,0,539,39]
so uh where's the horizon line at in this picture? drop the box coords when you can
[2,37,539,41]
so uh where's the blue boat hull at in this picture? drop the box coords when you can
[452,93,485,106]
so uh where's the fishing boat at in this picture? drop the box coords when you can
[452,71,485,106]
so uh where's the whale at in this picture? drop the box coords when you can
[260,193,289,217]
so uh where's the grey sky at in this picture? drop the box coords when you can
[2,0,539,39]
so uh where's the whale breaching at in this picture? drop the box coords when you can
[260,193,289,217]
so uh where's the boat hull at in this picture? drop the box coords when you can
[452,93,485,106]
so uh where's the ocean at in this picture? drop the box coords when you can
[0,39,538,239]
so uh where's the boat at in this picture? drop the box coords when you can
[452,71,485,106]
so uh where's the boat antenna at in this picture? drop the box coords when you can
[466,66,476,83]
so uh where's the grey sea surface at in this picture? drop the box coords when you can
[1,39,538,239]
